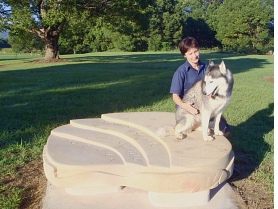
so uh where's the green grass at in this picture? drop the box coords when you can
[0,51,274,208]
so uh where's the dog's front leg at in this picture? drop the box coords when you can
[202,111,214,141]
[214,113,223,136]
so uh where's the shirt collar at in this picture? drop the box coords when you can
[185,60,205,72]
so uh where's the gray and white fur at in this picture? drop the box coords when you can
[175,60,234,141]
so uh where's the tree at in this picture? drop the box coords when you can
[148,0,182,51]
[8,28,44,53]
[59,10,93,54]
[66,1,152,53]
[104,0,152,52]
[0,2,10,33]
[2,0,144,60]
[2,0,273,56]
[2,0,154,59]
[214,0,273,53]
[179,0,221,48]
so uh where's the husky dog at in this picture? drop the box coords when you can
[175,60,234,141]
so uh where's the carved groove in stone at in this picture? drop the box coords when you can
[43,112,234,198]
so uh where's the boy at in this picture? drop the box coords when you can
[170,37,231,136]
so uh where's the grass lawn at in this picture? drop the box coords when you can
[0,51,274,208]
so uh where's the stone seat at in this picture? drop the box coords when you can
[43,112,234,207]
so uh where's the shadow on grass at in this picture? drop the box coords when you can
[0,52,273,182]
[0,57,178,148]
[228,102,274,181]
[63,52,247,67]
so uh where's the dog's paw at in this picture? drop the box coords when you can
[214,130,224,136]
[176,133,187,140]
[195,126,203,132]
[204,135,215,142]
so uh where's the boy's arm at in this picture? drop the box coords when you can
[172,94,199,115]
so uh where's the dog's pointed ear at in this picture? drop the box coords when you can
[219,60,227,74]
[209,60,214,66]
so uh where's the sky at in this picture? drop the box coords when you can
[0,31,9,39]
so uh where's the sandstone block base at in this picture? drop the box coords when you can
[43,182,241,209]
[148,190,210,207]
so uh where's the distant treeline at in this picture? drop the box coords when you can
[2,0,274,59]
[0,39,11,48]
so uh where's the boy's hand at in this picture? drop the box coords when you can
[182,102,200,115]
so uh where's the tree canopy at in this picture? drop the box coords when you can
[0,0,274,60]
[214,0,274,53]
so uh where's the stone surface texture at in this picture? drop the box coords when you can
[43,112,235,207]
[43,181,241,209]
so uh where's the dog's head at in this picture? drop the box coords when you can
[203,60,233,98]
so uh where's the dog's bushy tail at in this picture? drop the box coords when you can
[156,125,175,137]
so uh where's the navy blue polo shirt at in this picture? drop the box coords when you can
[170,60,207,99]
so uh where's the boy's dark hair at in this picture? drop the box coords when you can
[178,37,199,56]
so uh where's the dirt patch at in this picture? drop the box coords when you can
[7,159,47,209]
[263,76,274,84]
[29,58,69,64]
[230,179,273,209]
[19,160,47,209]
[228,150,274,209]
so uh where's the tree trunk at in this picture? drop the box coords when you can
[44,28,60,61]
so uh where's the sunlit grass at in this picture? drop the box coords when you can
[0,51,274,208]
